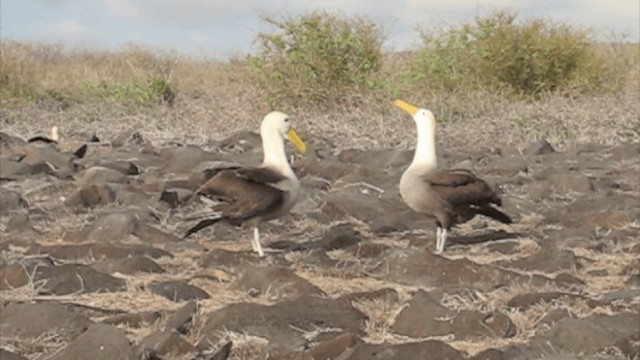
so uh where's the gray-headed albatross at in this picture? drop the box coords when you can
[183,111,307,257]
[394,99,512,253]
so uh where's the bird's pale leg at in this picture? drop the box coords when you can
[438,228,448,253]
[436,227,442,253]
[253,227,264,257]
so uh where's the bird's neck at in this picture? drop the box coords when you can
[410,120,438,170]
[261,132,294,177]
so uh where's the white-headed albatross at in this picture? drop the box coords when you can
[183,111,307,257]
[393,99,512,253]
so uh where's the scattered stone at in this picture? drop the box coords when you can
[136,330,196,359]
[149,280,210,302]
[197,296,365,351]
[323,188,432,234]
[347,340,465,360]
[0,265,29,290]
[33,264,126,295]
[394,290,515,340]
[160,187,194,208]
[28,243,172,261]
[0,302,93,341]
[165,300,198,334]
[625,274,640,287]
[235,266,325,301]
[64,183,117,208]
[532,313,640,355]
[91,256,165,275]
[0,348,28,360]
[0,189,28,214]
[500,241,579,273]
[384,247,520,291]
[77,166,129,186]
[102,311,163,328]
[526,139,555,156]
[48,323,136,360]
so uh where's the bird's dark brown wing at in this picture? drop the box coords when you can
[423,168,500,207]
[234,166,287,184]
[197,168,284,222]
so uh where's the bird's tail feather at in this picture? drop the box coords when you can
[476,206,512,224]
[182,216,224,239]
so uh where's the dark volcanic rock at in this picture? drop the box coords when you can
[77,166,130,186]
[337,148,413,169]
[21,143,78,170]
[64,183,117,208]
[63,212,139,243]
[198,249,268,274]
[270,223,363,252]
[0,188,28,214]
[165,300,198,334]
[161,145,221,174]
[197,296,366,351]
[526,139,555,155]
[136,330,196,359]
[0,349,28,360]
[48,323,136,360]
[0,303,93,341]
[235,265,325,300]
[394,290,515,340]
[0,265,29,290]
[507,292,603,311]
[33,264,126,295]
[28,243,172,261]
[91,256,165,275]
[393,290,452,337]
[500,241,579,273]
[536,308,572,328]
[132,222,181,244]
[160,187,194,208]
[306,332,358,360]
[149,280,210,302]
[615,330,640,359]
[323,188,432,234]
[472,348,506,360]
[102,311,163,328]
[347,340,465,360]
[384,247,521,291]
[111,129,147,148]
[532,313,640,355]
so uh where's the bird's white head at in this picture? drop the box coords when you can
[260,111,307,154]
[393,100,436,134]
[393,99,438,168]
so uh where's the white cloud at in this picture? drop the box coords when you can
[105,0,141,18]
[48,19,86,37]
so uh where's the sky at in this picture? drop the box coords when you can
[1,0,638,59]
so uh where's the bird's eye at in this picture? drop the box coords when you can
[284,118,290,123]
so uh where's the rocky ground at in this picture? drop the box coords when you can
[0,126,638,360]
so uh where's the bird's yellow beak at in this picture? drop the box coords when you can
[287,128,307,154]
[394,99,419,116]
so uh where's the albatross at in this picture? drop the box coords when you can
[393,99,512,253]
[182,111,307,257]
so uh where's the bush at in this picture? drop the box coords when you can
[79,77,175,106]
[248,11,385,109]
[406,10,610,96]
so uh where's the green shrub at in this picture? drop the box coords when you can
[248,10,385,109]
[406,10,610,96]
[80,77,176,106]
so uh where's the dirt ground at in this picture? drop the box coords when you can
[1,85,639,360]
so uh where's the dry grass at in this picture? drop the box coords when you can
[1,40,638,153]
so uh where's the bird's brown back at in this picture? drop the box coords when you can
[197,168,284,222]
